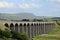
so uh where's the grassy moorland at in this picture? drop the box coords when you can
[0,22,6,29]
[0,22,29,40]
[0,19,60,40]
[33,21,60,40]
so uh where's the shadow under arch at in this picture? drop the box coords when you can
[10,23,14,30]
[37,23,39,26]
[20,23,22,26]
[4,23,9,27]
[24,23,26,26]
[19,23,23,32]
[23,23,26,32]
[31,23,34,38]
[27,23,30,26]
[36,23,39,35]
[34,23,37,36]
[34,23,36,26]
[31,23,34,26]
[27,23,30,37]
[15,23,18,31]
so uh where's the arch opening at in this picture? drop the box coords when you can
[34,23,37,36]
[37,23,38,26]
[27,23,30,38]
[31,23,34,38]
[20,23,22,26]
[4,23,9,27]
[24,23,26,32]
[27,23,30,26]
[15,23,18,31]
[15,23,18,27]
[24,23,26,26]
[31,23,33,26]
[34,23,36,26]
[19,23,23,32]
[10,23,14,30]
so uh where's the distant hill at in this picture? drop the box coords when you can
[52,17,60,19]
[0,13,49,21]
[51,17,60,21]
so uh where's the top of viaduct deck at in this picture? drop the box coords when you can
[0,21,55,24]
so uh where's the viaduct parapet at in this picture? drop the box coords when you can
[3,22,55,40]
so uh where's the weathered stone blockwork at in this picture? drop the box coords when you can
[4,22,55,40]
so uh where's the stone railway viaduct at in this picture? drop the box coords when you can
[3,22,55,40]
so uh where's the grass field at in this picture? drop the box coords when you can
[0,22,6,29]
[33,21,60,40]
[0,21,60,40]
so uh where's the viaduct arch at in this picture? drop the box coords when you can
[4,22,55,40]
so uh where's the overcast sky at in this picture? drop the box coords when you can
[0,0,60,17]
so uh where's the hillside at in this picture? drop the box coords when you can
[52,17,60,19]
[0,13,48,21]
[0,22,6,29]
[33,21,60,40]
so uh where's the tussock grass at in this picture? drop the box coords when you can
[33,22,60,40]
[0,22,7,30]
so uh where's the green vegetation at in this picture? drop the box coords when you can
[0,28,29,40]
[0,17,60,40]
[21,19,30,21]
[33,34,60,40]
[33,20,60,40]
[0,22,29,40]
[11,30,29,40]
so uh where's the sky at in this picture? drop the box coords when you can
[0,0,60,17]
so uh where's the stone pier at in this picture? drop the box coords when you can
[4,22,55,40]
